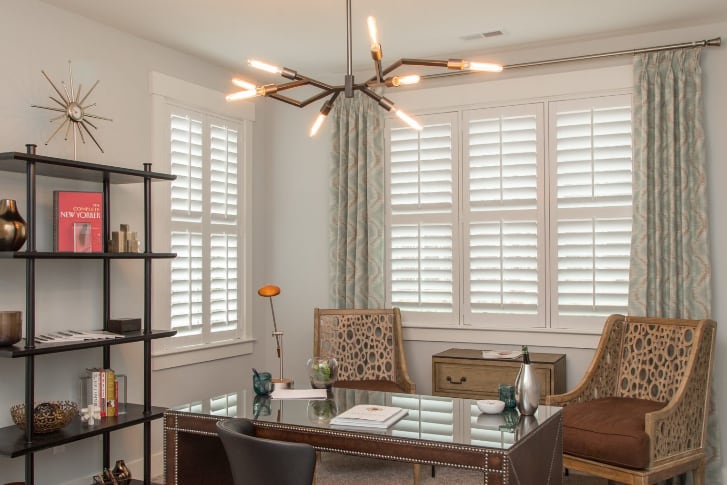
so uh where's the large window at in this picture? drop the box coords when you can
[149,72,254,366]
[385,93,632,331]
[169,106,242,346]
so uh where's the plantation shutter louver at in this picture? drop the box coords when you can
[388,114,458,319]
[552,96,632,322]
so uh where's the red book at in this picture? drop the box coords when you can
[53,191,104,252]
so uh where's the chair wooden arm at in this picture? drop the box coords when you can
[546,314,627,407]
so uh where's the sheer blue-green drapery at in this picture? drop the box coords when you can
[629,47,721,485]
[328,93,385,309]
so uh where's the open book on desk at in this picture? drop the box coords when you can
[329,404,408,429]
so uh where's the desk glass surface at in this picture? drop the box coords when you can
[173,386,560,451]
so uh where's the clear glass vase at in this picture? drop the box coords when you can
[307,356,338,389]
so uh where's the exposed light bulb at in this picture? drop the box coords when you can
[464,61,503,72]
[310,113,327,137]
[248,59,282,74]
[367,16,379,46]
[226,90,257,101]
[395,109,422,131]
[232,78,257,91]
[392,75,421,86]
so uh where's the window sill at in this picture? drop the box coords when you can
[402,325,602,349]
[152,338,255,370]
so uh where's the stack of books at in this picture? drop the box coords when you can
[330,404,408,429]
[81,368,125,417]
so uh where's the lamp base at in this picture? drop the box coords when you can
[271,377,293,390]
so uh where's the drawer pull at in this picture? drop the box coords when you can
[446,376,467,385]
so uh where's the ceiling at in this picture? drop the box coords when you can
[39,0,727,80]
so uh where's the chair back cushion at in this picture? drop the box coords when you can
[315,310,399,382]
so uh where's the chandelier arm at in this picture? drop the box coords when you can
[270,87,342,108]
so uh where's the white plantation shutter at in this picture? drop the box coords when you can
[209,123,238,222]
[385,92,632,332]
[170,114,203,220]
[210,233,238,332]
[387,113,458,322]
[169,106,242,345]
[463,105,544,325]
[170,231,203,336]
[551,96,632,326]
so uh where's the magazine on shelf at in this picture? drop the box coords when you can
[53,191,103,252]
[329,404,408,429]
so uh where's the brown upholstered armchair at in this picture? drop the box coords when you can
[313,308,416,394]
[546,314,716,485]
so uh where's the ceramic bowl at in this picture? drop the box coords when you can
[476,399,505,414]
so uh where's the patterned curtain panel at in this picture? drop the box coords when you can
[629,48,721,484]
[328,93,385,309]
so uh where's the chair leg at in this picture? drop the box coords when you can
[693,463,706,485]
[431,465,436,477]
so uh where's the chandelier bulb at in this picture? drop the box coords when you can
[232,78,257,91]
[391,75,421,87]
[248,59,283,75]
[310,113,327,137]
[395,109,423,131]
[367,16,379,46]
[226,89,257,101]
[464,61,503,72]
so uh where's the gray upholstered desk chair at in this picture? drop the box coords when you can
[216,418,317,485]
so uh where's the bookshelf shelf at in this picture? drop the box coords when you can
[0,148,176,484]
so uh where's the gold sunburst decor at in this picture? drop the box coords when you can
[31,60,112,158]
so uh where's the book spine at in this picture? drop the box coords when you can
[106,368,116,417]
[90,368,101,413]
[100,369,107,418]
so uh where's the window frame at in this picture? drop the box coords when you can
[149,72,254,369]
[382,67,633,344]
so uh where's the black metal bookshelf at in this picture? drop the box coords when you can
[0,146,177,484]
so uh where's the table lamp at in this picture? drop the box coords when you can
[258,284,293,389]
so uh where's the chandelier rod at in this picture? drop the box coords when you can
[346,0,353,77]
[422,37,722,80]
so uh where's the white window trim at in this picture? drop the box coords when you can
[149,71,255,368]
[384,65,632,350]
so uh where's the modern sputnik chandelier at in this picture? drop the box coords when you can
[226,0,503,136]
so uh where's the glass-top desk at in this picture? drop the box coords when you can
[164,387,563,485]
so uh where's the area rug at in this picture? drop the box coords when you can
[314,453,607,484]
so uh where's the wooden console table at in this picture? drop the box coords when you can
[432,348,566,403]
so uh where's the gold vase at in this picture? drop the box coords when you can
[0,199,27,251]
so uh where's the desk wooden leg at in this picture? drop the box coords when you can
[412,463,420,485]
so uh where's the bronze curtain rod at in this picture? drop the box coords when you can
[423,37,722,80]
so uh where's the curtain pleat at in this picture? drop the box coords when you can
[328,93,385,308]
[629,48,721,484]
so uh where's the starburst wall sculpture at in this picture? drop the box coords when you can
[31,60,112,158]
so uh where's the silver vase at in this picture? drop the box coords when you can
[515,363,540,415]
[0,199,27,251]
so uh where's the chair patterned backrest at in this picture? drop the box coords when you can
[314,309,400,382]
[590,315,714,403]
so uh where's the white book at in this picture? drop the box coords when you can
[330,404,408,429]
